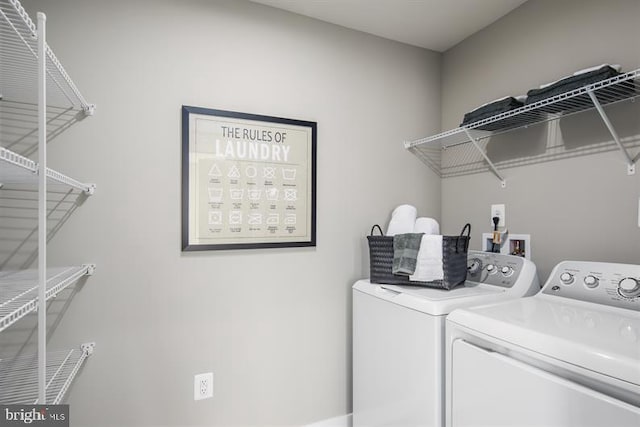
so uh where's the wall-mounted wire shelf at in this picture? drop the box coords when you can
[0,0,94,114]
[1,0,95,156]
[0,265,95,333]
[405,69,640,184]
[1,146,95,193]
[0,100,86,158]
[0,343,95,404]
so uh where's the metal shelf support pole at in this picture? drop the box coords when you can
[587,90,636,175]
[462,127,506,187]
[37,11,47,405]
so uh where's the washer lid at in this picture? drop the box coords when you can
[447,297,640,386]
[353,280,505,316]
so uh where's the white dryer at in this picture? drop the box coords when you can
[446,260,640,427]
[352,250,539,427]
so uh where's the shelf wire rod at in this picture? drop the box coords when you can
[462,127,505,186]
[587,90,635,175]
[36,10,47,405]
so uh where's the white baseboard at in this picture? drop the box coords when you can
[304,413,352,427]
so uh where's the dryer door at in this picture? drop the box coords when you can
[450,340,640,427]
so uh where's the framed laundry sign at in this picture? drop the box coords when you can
[181,106,317,251]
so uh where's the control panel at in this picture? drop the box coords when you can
[542,260,640,311]
[466,251,526,288]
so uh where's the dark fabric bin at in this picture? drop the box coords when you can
[367,224,471,290]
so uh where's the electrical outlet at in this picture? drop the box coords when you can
[490,204,506,228]
[194,372,213,401]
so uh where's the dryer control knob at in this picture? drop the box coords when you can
[486,264,496,274]
[560,272,574,285]
[618,277,640,298]
[584,275,599,288]
[500,266,513,276]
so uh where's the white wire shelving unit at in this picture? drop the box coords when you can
[1,0,96,405]
[405,69,640,186]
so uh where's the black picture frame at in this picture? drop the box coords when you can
[182,106,317,251]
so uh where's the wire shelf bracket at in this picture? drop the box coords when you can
[461,127,506,187]
[586,90,635,175]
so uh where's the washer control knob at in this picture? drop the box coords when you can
[467,258,482,275]
[584,275,599,288]
[486,264,496,274]
[501,266,513,276]
[560,272,574,285]
[618,277,640,298]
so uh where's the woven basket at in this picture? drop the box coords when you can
[367,223,471,290]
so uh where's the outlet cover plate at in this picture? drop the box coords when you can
[194,372,213,401]
[491,204,506,228]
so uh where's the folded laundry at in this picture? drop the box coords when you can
[572,63,621,76]
[410,234,444,282]
[386,204,417,236]
[537,64,622,90]
[460,96,527,131]
[392,232,424,276]
[525,64,623,106]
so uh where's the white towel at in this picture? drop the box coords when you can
[414,217,439,235]
[386,204,417,236]
[410,234,444,282]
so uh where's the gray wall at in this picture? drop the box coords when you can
[441,0,640,279]
[1,0,441,425]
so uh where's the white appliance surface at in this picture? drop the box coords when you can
[446,260,640,427]
[353,250,540,427]
[354,250,539,316]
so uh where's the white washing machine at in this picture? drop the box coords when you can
[446,260,640,427]
[352,250,539,427]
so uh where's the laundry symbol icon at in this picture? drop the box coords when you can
[282,168,296,180]
[284,189,297,201]
[266,214,280,225]
[208,188,224,202]
[208,211,222,225]
[284,214,297,225]
[263,167,276,179]
[248,213,263,225]
[245,166,258,179]
[228,165,241,178]
[265,188,279,201]
[229,189,244,200]
[229,210,243,225]
[208,163,222,177]
[247,189,262,201]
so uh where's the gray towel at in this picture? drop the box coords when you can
[392,233,425,276]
